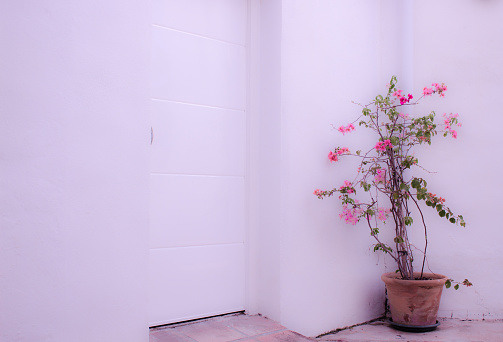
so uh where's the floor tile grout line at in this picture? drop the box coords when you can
[151,328,199,342]
[225,324,252,338]
[231,328,288,340]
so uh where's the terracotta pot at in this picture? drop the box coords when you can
[381,272,448,326]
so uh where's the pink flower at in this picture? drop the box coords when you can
[337,147,350,155]
[423,87,433,96]
[399,94,413,105]
[443,113,461,138]
[374,169,386,184]
[338,123,356,135]
[375,139,393,152]
[313,189,323,196]
[340,202,363,225]
[339,180,354,194]
[393,89,403,98]
[377,208,391,222]
[433,82,447,97]
[328,151,338,162]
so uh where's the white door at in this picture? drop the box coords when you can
[149,0,248,326]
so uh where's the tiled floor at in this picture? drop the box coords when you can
[318,317,503,342]
[150,313,503,342]
[149,313,314,342]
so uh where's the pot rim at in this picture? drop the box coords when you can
[381,272,448,287]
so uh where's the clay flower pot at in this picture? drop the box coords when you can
[381,272,448,327]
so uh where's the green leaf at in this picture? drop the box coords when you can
[404,217,413,226]
[454,284,460,290]
[436,204,443,211]
[425,201,433,207]
[445,279,452,288]
[411,178,420,189]
[439,210,446,217]
[394,236,404,244]
[449,217,456,223]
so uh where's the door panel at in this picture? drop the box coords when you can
[149,0,248,326]
[151,27,246,110]
[149,174,245,249]
[149,244,245,326]
[150,100,246,176]
[152,0,247,45]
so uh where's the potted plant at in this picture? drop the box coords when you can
[314,76,472,331]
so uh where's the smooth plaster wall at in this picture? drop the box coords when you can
[0,1,150,341]
[247,0,283,321]
[256,0,503,337]
[411,0,503,320]
[274,0,404,337]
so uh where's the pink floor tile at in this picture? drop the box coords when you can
[150,328,196,342]
[256,330,314,342]
[220,314,286,336]
[172,320,247,342]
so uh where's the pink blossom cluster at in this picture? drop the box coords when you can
[398,112,410,120]
[427,192,446,204]
[328,147,350,162]
[400,94,413,105]
[313,189,323,197]
[433,83,447,97]
[424,83,447,97]
[443,113,461,139]
[340,202,363,225]
[377,208,391,222]
[375,139,393,152]
[338,123,355,135]
[374,169,386,184]
[339,180,355,194]
[393,89,413,104]
[423,87,434,96]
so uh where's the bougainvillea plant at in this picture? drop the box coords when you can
[314,76,471,289]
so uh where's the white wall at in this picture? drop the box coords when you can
[1,1,500,340]
[411,0,503,320]
[251,0,503,337]
[247,0,283,321]
[248,0,404,337]
[278,1,400,336]
[0,1,150,341]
